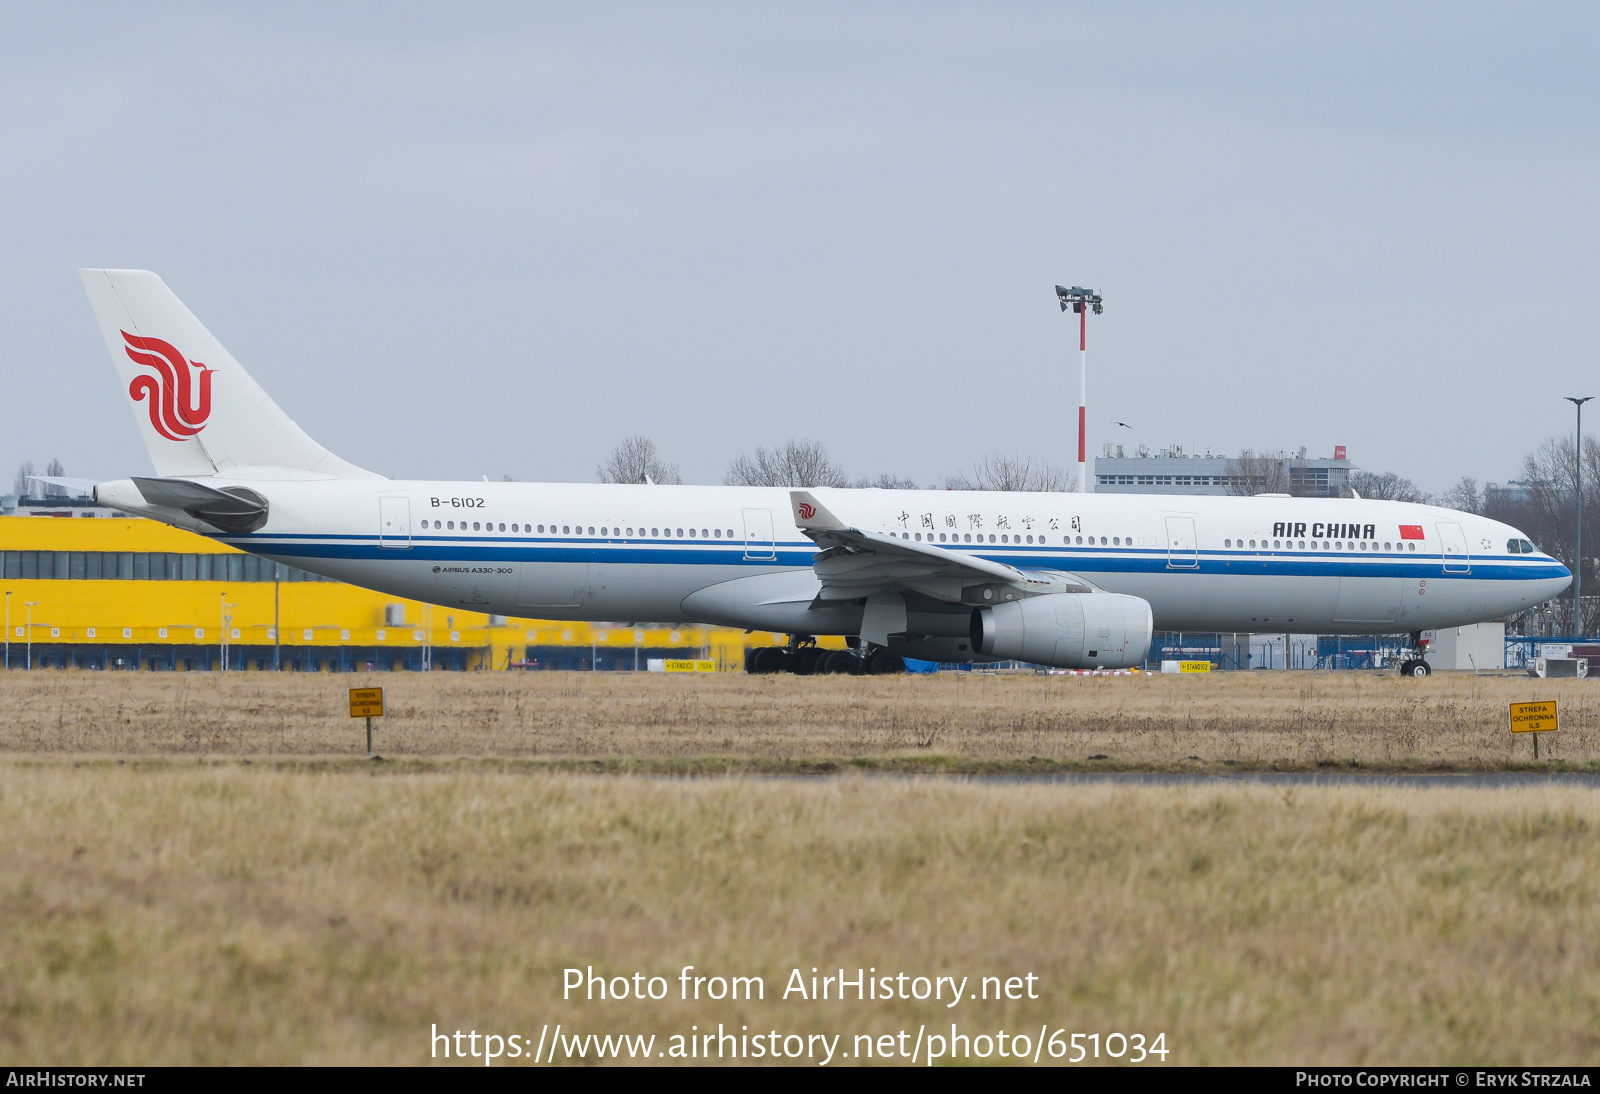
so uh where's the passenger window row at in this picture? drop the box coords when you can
[0,551,329,582]
[1222,539,1419,553]
[417,521,737,539]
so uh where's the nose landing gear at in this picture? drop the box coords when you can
[1399,632,1432,677]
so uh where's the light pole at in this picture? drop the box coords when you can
[25,601,37,670]
[221,595,235,671]
[1567,396,1593,636]
[4,590,9,670]
[273,563,281,671]
[1056,285,1104,493]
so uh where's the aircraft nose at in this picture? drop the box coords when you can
[1508,553,1571,612]
[1539,567,1573,604]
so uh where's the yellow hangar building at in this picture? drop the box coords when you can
[0,510,775,672]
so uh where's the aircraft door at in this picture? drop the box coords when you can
[1164,516,1199,569]
[743,508,776,561]
[1436,521,1471,574]
[378,496,411,549]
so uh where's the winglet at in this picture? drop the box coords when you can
[790,490,847,530]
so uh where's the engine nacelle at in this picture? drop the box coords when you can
[971,592,1153,669]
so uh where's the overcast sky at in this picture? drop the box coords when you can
[2,2,1597,493]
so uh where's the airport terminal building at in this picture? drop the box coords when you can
[1094,445,1353,497]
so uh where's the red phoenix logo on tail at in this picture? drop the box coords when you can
[122,331,213,440]
[797,502,816,520]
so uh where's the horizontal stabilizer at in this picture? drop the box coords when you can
[25,476,99,497]
[131,476,269,534]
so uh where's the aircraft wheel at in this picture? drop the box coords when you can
[793,647,821,675]
[1411,660,1432,678]
[749,647,782,674]
[821,650,857,674]
[1398,660,1414,677]
[868,651,907,675]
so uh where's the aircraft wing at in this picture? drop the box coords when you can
[788,490,1090,604]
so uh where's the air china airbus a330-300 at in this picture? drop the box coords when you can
[81,270,1568,676]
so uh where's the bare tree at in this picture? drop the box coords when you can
[724,439,847,488]
[40,459,69,498]
[1223,450,1296,496]
[1518,437,1576,544]
[11,461,33,497]
[1513,434,1600,631]
[598,435,682,485]
[852,473,920,490]
[1345,470,1430,503]
[1438,475,1484,515]
[1517,435,1600,533]
[946,452,1073,492]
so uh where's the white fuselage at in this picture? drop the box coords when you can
[108,478,1570,641]
[79,268,1567,656]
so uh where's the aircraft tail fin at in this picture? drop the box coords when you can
[78,269,379,480]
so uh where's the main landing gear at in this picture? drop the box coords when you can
[1398,632,1432,677]
[744,638,906,675]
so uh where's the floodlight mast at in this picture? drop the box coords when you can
[1566,395,1593,636]
[1056,285,1104,493]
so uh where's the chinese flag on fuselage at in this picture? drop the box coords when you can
[1399,525,1425,540]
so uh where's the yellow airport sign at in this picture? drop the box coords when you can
[664,659,716,673]
[1509,700,1558,734]
[1179,661,1212,673]
[349,687,385,718]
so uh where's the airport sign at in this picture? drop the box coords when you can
[1508,700,1558,734]
[349,687,385,718]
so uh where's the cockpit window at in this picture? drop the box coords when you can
[1508,538,1522,554]
[1522,539,1536,554]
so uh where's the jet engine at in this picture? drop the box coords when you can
[971,592,1153,669]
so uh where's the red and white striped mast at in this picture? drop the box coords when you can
[1056,285,1103,493]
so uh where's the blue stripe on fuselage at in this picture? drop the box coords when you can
[218,533,1568,583]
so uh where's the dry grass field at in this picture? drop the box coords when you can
[2,766,1598,1066]
[0,668,1594,769]
[4,671,1597,1066]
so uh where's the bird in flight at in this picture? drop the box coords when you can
[1110,421,1133,429]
